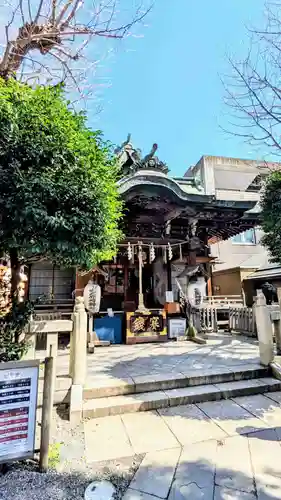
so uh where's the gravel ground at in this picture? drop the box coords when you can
[0,406,143,500]
[0,454,144,500]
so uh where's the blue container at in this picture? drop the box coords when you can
[94,315,122,344]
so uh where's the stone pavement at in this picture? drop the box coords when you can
[37,333,281,498]
[54,332,260,386]
[47,390,281,499]
[120,391,281,499]
[123,427,281,499]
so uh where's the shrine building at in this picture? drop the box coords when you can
[26,139,276,344]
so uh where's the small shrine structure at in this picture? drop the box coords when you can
[76,136,260,344]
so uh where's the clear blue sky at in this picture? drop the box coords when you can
[90,0,266,176]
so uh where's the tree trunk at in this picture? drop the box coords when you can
[10,248,21,301]
[10,248,22,343]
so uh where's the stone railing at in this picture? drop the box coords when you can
[229,291,281,369]
[24,296,87,423]
[191,307,218,333]
[229,307,257,337]
[203,295,244,308]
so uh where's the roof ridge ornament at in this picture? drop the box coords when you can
[114,133,132,155]
[116,135,169,176]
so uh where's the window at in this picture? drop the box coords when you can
[231,228,256,245]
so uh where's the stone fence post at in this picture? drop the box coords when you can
[270,308,281,355]
[255,289,274,366]
[69,296,87,423]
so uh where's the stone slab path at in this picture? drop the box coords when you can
[42,390,281,499]
[34,333,281,498]
[120,391,281,499]
[53,332,260,384]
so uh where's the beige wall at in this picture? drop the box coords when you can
[212,267,260,298]
[240,269,256,282]
[211,228,269,273]
[212,268,242,296]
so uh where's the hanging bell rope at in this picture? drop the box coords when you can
[163,246,167,264]
[132,244,135,264]
[179,244,183,262]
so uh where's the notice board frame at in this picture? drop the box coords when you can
[0,359,39,464]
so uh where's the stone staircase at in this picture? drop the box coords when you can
[82,364,281,419]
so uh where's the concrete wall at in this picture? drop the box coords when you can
[185,155,279,199]
[211,228,269,273]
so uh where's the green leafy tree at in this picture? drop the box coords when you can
[0,78,123,298]
[261,171,281,263]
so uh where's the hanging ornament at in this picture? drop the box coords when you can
[113,255,117,264]
[179,244,183,262]
[132,245,135,264]
[149,243,155,263]
[167,242,173,261]
[163,246,167,264]
[127,242,132,260]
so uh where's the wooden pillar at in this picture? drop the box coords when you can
[39,356,54,472]
[207,277,212,296]
[75,269,82,296]
[189,251,197,266]
[26,264,32,300]
[51,265,55,300]
[166,258,172,292]
[123,260,129,307]
[75,268,91,297]
[207,263,213,296]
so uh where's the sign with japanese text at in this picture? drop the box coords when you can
[126,310,167,344]
[0,360,39,463]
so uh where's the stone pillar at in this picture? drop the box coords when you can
[69,296,87,423]
[22,319,36,360]
[271,313,281,355]
[276,288,281,356]
[23,334,36,360]
[255,289,274,366]
[70,296,87,384]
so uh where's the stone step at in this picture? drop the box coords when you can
[37,376,71,407]
[82,376,281,419]
[83,365,269,400]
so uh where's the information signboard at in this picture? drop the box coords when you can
[0,360,39,463]
[168,318,187,339]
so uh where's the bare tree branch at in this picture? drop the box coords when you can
[225,0,281,155]
[0,0,153,107]
[34,0,46,23]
